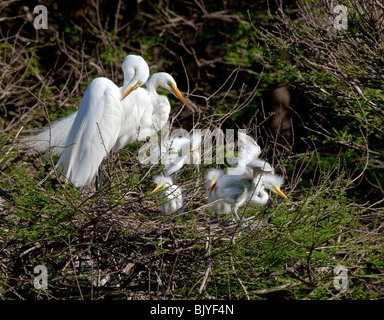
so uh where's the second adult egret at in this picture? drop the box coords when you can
[138,72,194,140]
[113,72,194,151]
[152,175,183,214]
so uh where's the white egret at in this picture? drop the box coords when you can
[250,173,288,206]
[56,79,121,188]
[22,70,193,158]
[22,55,149,155]
[152,131,202,175]
[152,174,183,214]
[113,72,193,151]
[244,160,288,207]
[206,161,273,223]
[56,56,150,188]
[205,168,231,217]
[137,72,194,140]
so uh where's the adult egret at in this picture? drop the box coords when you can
[206,160,273,223]
[152,174,183,214]
[22,71,193,158]
[56,79,119,188]
[22,55,150,156]
[152,131,202,175]
[113,72,194,151]
[56,56,150,188]
[137,72,194,140]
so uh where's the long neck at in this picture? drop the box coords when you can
[251,188,269,206]
[145,76,159,95]
[251,176,269,206]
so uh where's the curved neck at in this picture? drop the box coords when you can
[145,76,159,94]
[251,176,269,206]
[251,188,269,206]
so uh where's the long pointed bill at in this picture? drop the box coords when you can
[208,179,217,193]
[121,80,142,101]
[272,186,288,199]
[170,84,194,112]
[152,183,164,193]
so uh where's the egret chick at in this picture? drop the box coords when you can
[207,162,271,223]
[250,173,288,206]
[237,132,261,164]
[152,175,183,214]
[205,168,231,217]
[152,131,202,175]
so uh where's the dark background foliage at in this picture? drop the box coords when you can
[0,0,383,300]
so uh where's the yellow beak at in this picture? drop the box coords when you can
[272,186,288,199]
[152,183,164,193]
[121,80,142,100]
[190,145,197,154]
[208,179,217,193]
[170,83,194,112]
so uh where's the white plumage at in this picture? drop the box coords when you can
[152,131,202,175]
[22,69,193,162]
[56,77,124,187]
[205,168,231,216]
[152,175,183,214]
[206,161,273,223]
[139,72,193,139]
[22,55,150,156]
[250,172,287,206]
[228,132,262,174]
[238,131,261,163]
[54,55,150,188]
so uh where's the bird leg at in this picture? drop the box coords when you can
[230,207,241,224]
[96,159,106,192]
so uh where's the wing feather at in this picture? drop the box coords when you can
[56,77,122,187]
